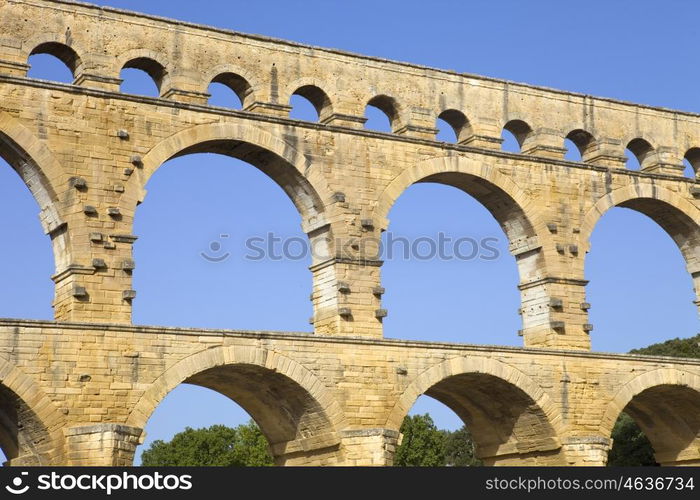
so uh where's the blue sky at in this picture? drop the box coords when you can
[1,0,698,463]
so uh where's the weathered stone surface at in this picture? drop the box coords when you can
[0,320,698,466]
[0,0,698,466]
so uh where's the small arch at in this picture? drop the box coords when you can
[436,109,470,143]
[28,42,81,83]
[565,129,595,161]
[625,138,654,170]
[683,148,700,179]
[365,94,401,133]
[209,72,253,109]
[290,85,332,122]
[502,120,533,153]
[120,57,167,96]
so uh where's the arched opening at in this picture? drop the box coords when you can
[365,95,399,133]
[501,120,532,153]
[0,134,55,320]
[381,181,521,345]
[625,138,654,170]
[133,147,316,331]
[585,202,698,353]
[378,159,546,346]
[120,58,166,97]
[289,85,332,122]
[565,129,595,162]
[390,362,564,466]
[27,42,80,83]
[396,396,479,466]
[608,384,700,465]
[208,73,252,109]
[131,352,342,466]
[683,148,700,179]
[436,109,470,143]
[0,382,54,466]
[136,385,272,466]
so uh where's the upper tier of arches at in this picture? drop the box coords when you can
[4,28,699,179]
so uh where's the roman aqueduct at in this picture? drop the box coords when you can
[0,0,698,466]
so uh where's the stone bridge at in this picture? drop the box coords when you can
[0,0,698,466]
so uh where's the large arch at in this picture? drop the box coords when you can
[127,345,346,465]
[600,368,700,465]
[386,356,565,465]
[135,122,334,236]
[0,111,69,271]
[376,154,554,283]
[581,184,700,305]
[377,155,549,243]
[0,358,65,465]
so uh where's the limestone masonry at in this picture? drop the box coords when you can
[0,0,698,466]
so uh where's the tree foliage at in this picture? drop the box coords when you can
[394,414,446,466]
[140,421,273,466]
[444,425,482,466]
[629,333,700,358]
[607,413,657,466]
[393,414,481,466]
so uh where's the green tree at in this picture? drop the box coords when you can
[629,333,700,358]
[230,419,274,466]
[444,425,481,466]
[140,421,274,466]
[607,413,657,466]
[394,414,446,466]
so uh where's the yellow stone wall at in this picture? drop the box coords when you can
[0,0,698,466]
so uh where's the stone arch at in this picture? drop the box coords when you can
[376,154,552,265]
[0,357,65,465]
[283,78,334,122]
[683,148,700,178]
[600,368,700,465]
[127,345,346,465]
[135,121,334,235]
[376,154,556,345]
[565,129,597,160]
[114,48,170,94]
[23,32,87,79]
[365,93,405,132]
[580,183,700,304]
[204,64,260,108]
[436,109,472,143]
[0,110,70,271]
[502,118,534,149]
[625,137,657,169]
[386,356,565,465]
